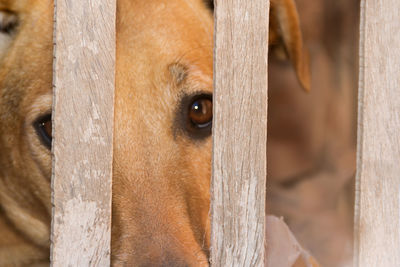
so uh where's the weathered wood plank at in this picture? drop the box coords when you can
[211,0,269,266]
[51,0,115,265]
[354,0,400,266]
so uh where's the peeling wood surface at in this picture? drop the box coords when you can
[354,0,400,266]
[51,0,115,265]
[211,0,269,266]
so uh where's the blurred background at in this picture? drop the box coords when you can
[266,0,360,266]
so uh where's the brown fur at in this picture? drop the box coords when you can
[0,0,310,266]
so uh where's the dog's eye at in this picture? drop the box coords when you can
[176,93,212,139]
[0,11,18,34]
[34,114,52,149]
[189,97,212,128]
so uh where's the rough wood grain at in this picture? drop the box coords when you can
[354,0,400,266]
[51,0,115,265]
[211,0,269,266]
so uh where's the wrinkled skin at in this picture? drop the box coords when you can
[0,0,352,266]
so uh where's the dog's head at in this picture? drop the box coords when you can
[0,0,308,265]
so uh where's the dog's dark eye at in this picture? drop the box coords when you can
[0,11,18,34]
[189,98,212,128]
[175,93,212,140]
[185,94,212,139]
[34,114,52,149]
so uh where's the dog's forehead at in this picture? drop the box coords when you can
[0,0,47,12]
[111,0,213,140]
[116,0,213,90]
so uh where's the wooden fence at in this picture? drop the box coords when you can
[51,0,115,265]
[353,0,400,266]
[50,0,399,266]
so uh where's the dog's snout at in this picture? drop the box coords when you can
[155,247,209,267]
[154,257,190,267]
[164,254,209,267]
[137,251,209,267]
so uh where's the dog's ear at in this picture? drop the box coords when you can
[269,0,311,91]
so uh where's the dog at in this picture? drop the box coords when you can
[0,0,313,265]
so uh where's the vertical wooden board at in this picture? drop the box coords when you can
[51,0,115,265]
[211,0,269,266]
[354,0,400,266]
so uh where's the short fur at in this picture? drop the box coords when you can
[0,0,309,265]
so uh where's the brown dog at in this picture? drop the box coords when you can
[0,0,310,265]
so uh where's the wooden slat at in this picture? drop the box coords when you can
[354,0,400,266]
[211,0,269,266]
[51,0,115,265]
